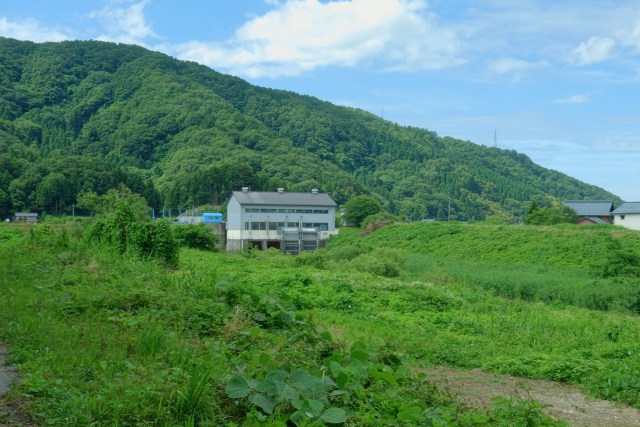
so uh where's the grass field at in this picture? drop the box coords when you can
[1,220,640,425]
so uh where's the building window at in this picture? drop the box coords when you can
[621,215,626,220]
[245,222,268,230]
[302,223,328,231]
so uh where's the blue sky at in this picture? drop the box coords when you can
[1,0,639,201]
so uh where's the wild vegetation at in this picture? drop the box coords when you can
[2,216,640,425]
[0,37,620,224]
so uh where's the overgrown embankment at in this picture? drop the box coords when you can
[327,222,640,312]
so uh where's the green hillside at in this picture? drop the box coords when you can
[0,37,620,221]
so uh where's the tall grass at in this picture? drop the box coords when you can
[330,222,640,313]
[1,222,640,425]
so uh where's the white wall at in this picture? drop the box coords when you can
[226,196,242,230]
[613,213,640,231]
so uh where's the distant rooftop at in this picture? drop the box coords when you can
[583,216,609,224]
[612,202,640,215]
[564,200,613,216]
[231,190,337,207]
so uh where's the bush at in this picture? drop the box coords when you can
[173,224,219,251]
[350,247,406,277]
[360,212,402,235]
[84,200,179,267]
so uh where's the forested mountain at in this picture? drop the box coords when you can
[0,37,620,221]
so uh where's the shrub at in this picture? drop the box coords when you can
[350,247,406,277]
[173,223,219,251]
[84,200,179,267]
[360,212,402,236]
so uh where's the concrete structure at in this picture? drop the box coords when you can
[226,188,338,254]
[13,212,38,223]
[563,200,613,225]
[612,202,640,231]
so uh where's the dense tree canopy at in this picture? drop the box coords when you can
[0,37,621,221]
[343,195,383,227]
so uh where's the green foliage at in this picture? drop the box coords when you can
[77,184,151,220]
[0,225,576,426]
[330,222,640,313]
[487,397,561,426]
[84,200,178,266]
[173,223,219,251]
[526,205,578,225]
[343,195,383,227]
[349,247,406,277]
[0,38,620,222]
[359,212,403,236]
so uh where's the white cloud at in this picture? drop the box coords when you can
[620,21,640,52]
[486,57,548,75]
[0,17,70,42]
[173,0,464,78]
[568,36,616,66]
[554,94,589,104]
[485,57,548,82]
[89,0,159,45]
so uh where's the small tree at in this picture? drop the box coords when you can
[343,195,383,227]
[77,184,150,220]
[525,205,578,225]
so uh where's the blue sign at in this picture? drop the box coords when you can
[202,213,223,223]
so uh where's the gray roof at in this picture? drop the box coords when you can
[612,202,640,215]
[582,216,608,224]
[231,190,337,207]
[564,200,613,216]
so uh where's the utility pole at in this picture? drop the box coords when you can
[493,129,497,148]
[448,197,451,221]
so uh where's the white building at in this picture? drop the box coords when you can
[226,188,338,253]
[612,202,640,231]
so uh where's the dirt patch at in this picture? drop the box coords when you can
[0,343,34,426]
[425,366,640,426]
[0,344,18,396]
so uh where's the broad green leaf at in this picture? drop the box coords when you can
[320,407,347,424]
[350,348,369,363]
[292,399,305,410]
[289,369,318,391]
[328,360,343,376]
[305,399,324,417]
[280,383,299,401]
[369,365,397,386]
[259,352,275,368]
[256,370,287,395]
[249,392,276,414]
[336,371,349,389]
[319,330,333,342]
[225,376,252,399]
